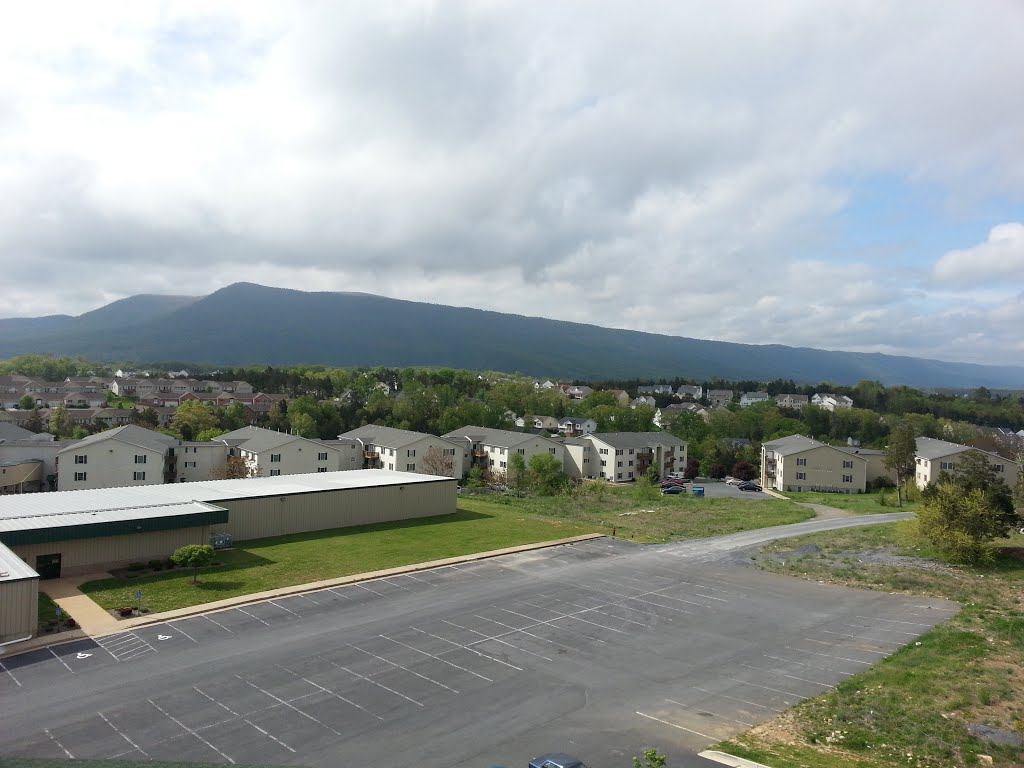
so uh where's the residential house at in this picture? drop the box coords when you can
[565,432,687,483]
[811,393,854,411]
[56,425,178,491]
[632,395,657,409]
[675,385,703,400]
[739,391,770,408]
[776,394,809,410]
[761,435,868,493]
[654,402,708,428]
[638,384,674,396]
[558,417,597,437]
[707,389,734,407]
[913,437,1018,490]
[606,389,631,406]
[91,408,136,428]
[442,426,565,479]
[563,385,594,400]
[341,425,462,477]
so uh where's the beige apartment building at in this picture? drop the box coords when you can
[442,426,564,479]
[56,425,178,490]
[761,434,868,493]
[913,437,1018,490]
[566,432,687,482]
[341,424,463,477]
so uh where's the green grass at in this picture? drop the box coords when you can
[35,592,75,634]
[785,489,920,515]
[458,484,814,542]
[81,507,596,613]
[716,525,1024,768]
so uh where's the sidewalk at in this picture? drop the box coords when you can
[7,533,605,657]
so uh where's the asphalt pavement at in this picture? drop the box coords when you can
[0,513,951,768]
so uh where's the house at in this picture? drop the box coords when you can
[739,391,770,408]
[558,417,597,437]
[637,384,674,396]
[564,385,594,400]
[442,426,565,479]
[654,402,708,427]
[675,385,703,400]
[761,435,867,493]
[56,425,178,490]
[91,408,136,428]
[606,389,631,406]
[340,425,462,477]
[811,393,854,411]
[913,437,1018,490]
[707,389,734,407]
[632,395,657,409]
[565,432,687,483]
[776,393,809,410]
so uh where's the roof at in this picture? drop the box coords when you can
[442,425,560,448]
[342,424,453,450]
[57,425,177,455]
[0,469,450,522]
[587,432,687,449]
[914,436,978,460]
[0,543,38,583]
[0,422,36,441]
[840,447,885,456]
[762,434,866,459]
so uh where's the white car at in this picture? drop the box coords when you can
[725,477,742,485]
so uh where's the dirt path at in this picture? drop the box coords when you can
[795,501,856,520]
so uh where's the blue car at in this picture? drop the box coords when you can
[661,485,685,494]
[529,755,589,768]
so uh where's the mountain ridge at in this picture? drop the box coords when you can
[0,282,1021,388]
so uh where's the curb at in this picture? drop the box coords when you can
[762,489,789,500]
[3,533,606,656]
[698,750,774,768]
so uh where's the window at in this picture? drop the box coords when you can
[628,460,634,467]
[499,461,507,469]
[499,448,505,456]
[388,463,393,470]
[408,449,416,457]
[600,460,607,467]
[617,461,623,467]
[615,449,624,456]
[270,469,281,476]
[842,460,853,468]
[317,467,328,472]
[407,463,416,471]
[74,455,87,464]
[842,474,853,483]
[796,458,807,466]
[549,447,556,455]
[133,471,146,481]
[184,461,197,468]
[994,464,1004,472]
[74,471,87,481]
[583,458,590,464]
[629,449,634,455]
[389,448,394,456]
[270,454,281,463]
[517,448,525,455]
[489,460,495,467]
[796,472,806,480]
[599,448,609,455]
[318,452,328,461]
[135,455,146,464]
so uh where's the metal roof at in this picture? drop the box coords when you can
[0,500,226,534]
[0,469,450,521]
[587,432,687,449]
[915,437,976,460]
[0,542,37,582]
[342,424,458,450]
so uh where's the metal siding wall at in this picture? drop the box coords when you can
[211,480,457,541]
[0,578,39,643]
[11,526,211,575]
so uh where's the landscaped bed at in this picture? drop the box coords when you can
[36,593,76,635]
[715,523,1024,768]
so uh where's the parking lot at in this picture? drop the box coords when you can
[673,480,773,500]
[0,531,956,768]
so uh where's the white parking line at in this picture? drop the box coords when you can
[856,615,935,628]
[48,648,73,673]
[499,606,612,642]
[379,634,493,681]
[149,698,236,763]
[472,614,575,651]
[534,594,648,627]
[269,600,301,617]
[507,600,625,634]
[842,622,920,637]
[194,686,239,716]
[378,578,413,591]
[725,677,799,701]
[763,653,853,673]
[355,583,389,598]
[784,645,873,665]
[411,627,523,670]
[238,678,343,737]
[293,592,321,606]
[44,728,74,759]
[822,629,901,644]
[802,637,887,655]
[168,621,199,643]
[692,685,773,711]
[244,719,296,753]
[348,644,459,692]
[277,663,385,718]
[99,711,149,757]
[236,608,271,626]
[325,587,353,600]
[397,572,432,585]
[740,663,832,687]
[204,614,234,633]
[635,711,716,740]
[664,698,754,727]
[322,657,423,706]
[576,582,695,616]
[0,660,21,687]
[442,619,553,661]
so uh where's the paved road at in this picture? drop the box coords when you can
[0,513,949,768]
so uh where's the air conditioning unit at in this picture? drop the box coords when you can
[209,532,233,550]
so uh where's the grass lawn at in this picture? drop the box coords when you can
[81,507,597,614]
[459,483,814,543]
[716,524,1024,768]
[35,592,75,635]
[785,488,920,515]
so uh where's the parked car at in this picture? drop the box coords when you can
[662,485,685,494]
[660,480,686,488]
[725,477,743,485]
[529,754,589,768]
[737,482,762,492]
[666,472,687,480]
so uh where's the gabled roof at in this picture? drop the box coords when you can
[914,436,981,461]
[0,422,37,442]
[342,424,454,450]
[587,431,687,449]
[57,425,177,455]
[762,434,865,459]
[231,428,329,454]
[442,425,561,449]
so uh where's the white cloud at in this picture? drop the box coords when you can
[932,223,1024,286]
[1,2,1023,366]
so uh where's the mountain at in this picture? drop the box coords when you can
[0,282,1021,388]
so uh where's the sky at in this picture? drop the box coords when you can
[2,1,1023,366]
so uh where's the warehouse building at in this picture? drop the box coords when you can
[0,470,456,643]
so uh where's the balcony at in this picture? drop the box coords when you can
[364,450,379,459]
[472,449,488,457]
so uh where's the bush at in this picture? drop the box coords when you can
[147,559,163,570]
[128,562,145,571]
[872,476,896,489]
[118,607,135,617]
[164,558,176,569]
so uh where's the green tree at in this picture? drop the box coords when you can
[170,544,216,584]
[289,412,318,438]
[17,394,34,410]
[884,422,917,507]
[528,452,569,496]
[916,482,1012,564]
[48,403,71,439]
[171,400,221,441]
[133,407,159,428]
[633,749,667,768]
[194,428,227,442]
[508,452,528,497]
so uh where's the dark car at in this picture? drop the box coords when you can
[737,482,762,492]
[661,485,685,494]
[529,754,589,768]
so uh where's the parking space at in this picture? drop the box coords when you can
[685,481,772,500]
[0,536,958,768]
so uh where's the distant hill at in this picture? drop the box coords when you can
[0,282,1021,388]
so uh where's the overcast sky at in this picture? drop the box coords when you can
[2,2,1023,365]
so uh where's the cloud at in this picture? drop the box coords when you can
[932,223,1024,286]
[1,2,1023,367]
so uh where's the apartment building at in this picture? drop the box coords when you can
[567,432,687,483]
[442,426,564,479]
[56,425,178,491]
[739,391,770,407]
[775,394,809,410]
[913,437,1018,490]
[341,425,462,477]
[811,393,854,411]
[761,434,867,493]
[707,389,734,407]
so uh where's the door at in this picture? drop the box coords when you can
[35,553,62,580]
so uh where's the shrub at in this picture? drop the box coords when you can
[164,558,176,569]
[171,544,216,583]
[147,559,162,569]
[118,607,134,617]
[128,562,145,571]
